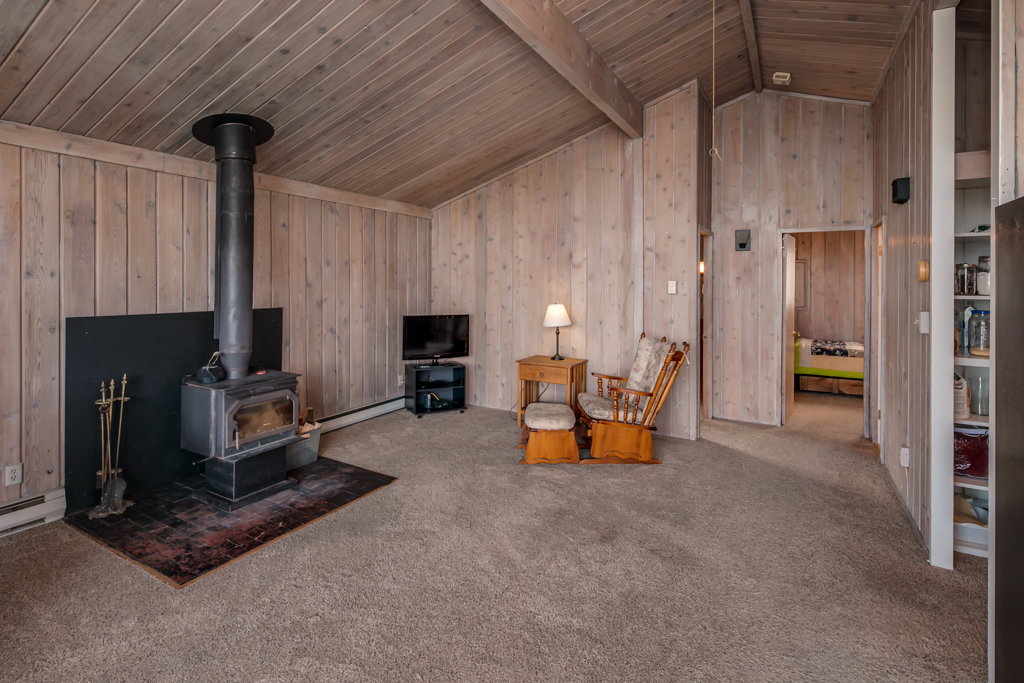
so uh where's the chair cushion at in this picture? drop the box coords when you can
[524,402,577,430]
[623,337,673,414]
[625,337,674,394]
[578,392,615,421]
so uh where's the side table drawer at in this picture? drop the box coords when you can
[519,365,568,384]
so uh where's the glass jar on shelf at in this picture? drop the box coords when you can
[956,263,977,295]
[968,311,990,357]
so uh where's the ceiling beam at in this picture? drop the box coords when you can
[737,0,763,93]
[477,0,643,138]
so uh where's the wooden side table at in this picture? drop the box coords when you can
[516,356,588,428]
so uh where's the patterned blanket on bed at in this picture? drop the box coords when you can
[809,339,864,358]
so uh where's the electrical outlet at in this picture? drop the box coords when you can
[4,464,22,486]
[899,447,910,468]
[398,372,405,385]
[668,280,677,294]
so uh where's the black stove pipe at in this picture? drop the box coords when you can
[192,114,274,380]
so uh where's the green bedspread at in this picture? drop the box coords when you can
[794,344,864,380]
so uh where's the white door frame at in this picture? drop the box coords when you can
[778,225,871,429]
[871,218,886,451]
[781,234,796,425]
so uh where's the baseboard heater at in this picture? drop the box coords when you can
[0,489,66,538]
[318,397,404,434]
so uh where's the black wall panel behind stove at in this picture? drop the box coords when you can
[64,309,283,514]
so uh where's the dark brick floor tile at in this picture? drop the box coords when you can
[64,458,392,587]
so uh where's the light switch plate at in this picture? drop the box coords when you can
[899,447,910,468]
[668,280,677,294]
[919,311,930,334]
[4,464,22,486]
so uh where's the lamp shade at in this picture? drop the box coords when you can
[542,303,571,328]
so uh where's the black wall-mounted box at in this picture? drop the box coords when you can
[892,177,910,204]
[735,229,751,251]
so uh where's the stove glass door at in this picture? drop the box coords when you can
[227,390,297,450]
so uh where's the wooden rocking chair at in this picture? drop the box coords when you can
[577,334,689,464]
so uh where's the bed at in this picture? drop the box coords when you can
[795,338,864,395]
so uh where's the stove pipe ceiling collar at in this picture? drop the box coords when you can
[192,114,274,380]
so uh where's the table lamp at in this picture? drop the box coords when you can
[543,304,571,360]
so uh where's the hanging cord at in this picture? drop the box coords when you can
[709,0,722,162]
[508,383,551,423]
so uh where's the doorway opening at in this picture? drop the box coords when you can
[870,220,883,447]
[700,232,712,419]
[781,229,869,430]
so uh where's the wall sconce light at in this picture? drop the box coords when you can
[699,261,705,274]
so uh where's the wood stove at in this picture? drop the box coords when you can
[180,113,302,510]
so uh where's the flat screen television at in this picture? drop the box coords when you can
[403,315,469,363]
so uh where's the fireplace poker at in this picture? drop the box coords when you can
[102,380,115,507]
[111,375,130,510]
[98,381,108,485]
[108,378,115,466]
[114,374,128,473]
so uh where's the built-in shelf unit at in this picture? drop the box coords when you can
[951,156,991,559]
[941,0,994,563]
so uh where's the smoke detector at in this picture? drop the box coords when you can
[773,72,792,86]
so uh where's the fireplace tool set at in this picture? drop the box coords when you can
[88,374,132,519]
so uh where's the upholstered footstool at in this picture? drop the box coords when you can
[519,402,580,465]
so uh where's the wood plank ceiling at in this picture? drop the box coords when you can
[0,0,914,207]
[750,0,915,100]
[557,0,755,106]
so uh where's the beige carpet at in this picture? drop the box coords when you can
[0,392,987,682]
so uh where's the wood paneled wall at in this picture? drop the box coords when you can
[430,124,641,417]
[955,38,991,153]
[0,129,430,504]
[259,193,431,419]
[794,231,866,343]
[710,92,872,425]
[429,82,711,441]
[872,0,932,544]
[642,82,712,440]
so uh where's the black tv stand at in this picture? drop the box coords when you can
[405,362,466,415]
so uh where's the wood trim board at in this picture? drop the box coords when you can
[737,0,763,93]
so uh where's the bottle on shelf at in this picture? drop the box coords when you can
[977,255,991,295]
[969,375,989,416]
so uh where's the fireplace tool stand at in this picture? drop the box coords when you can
[88,375,132,519]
